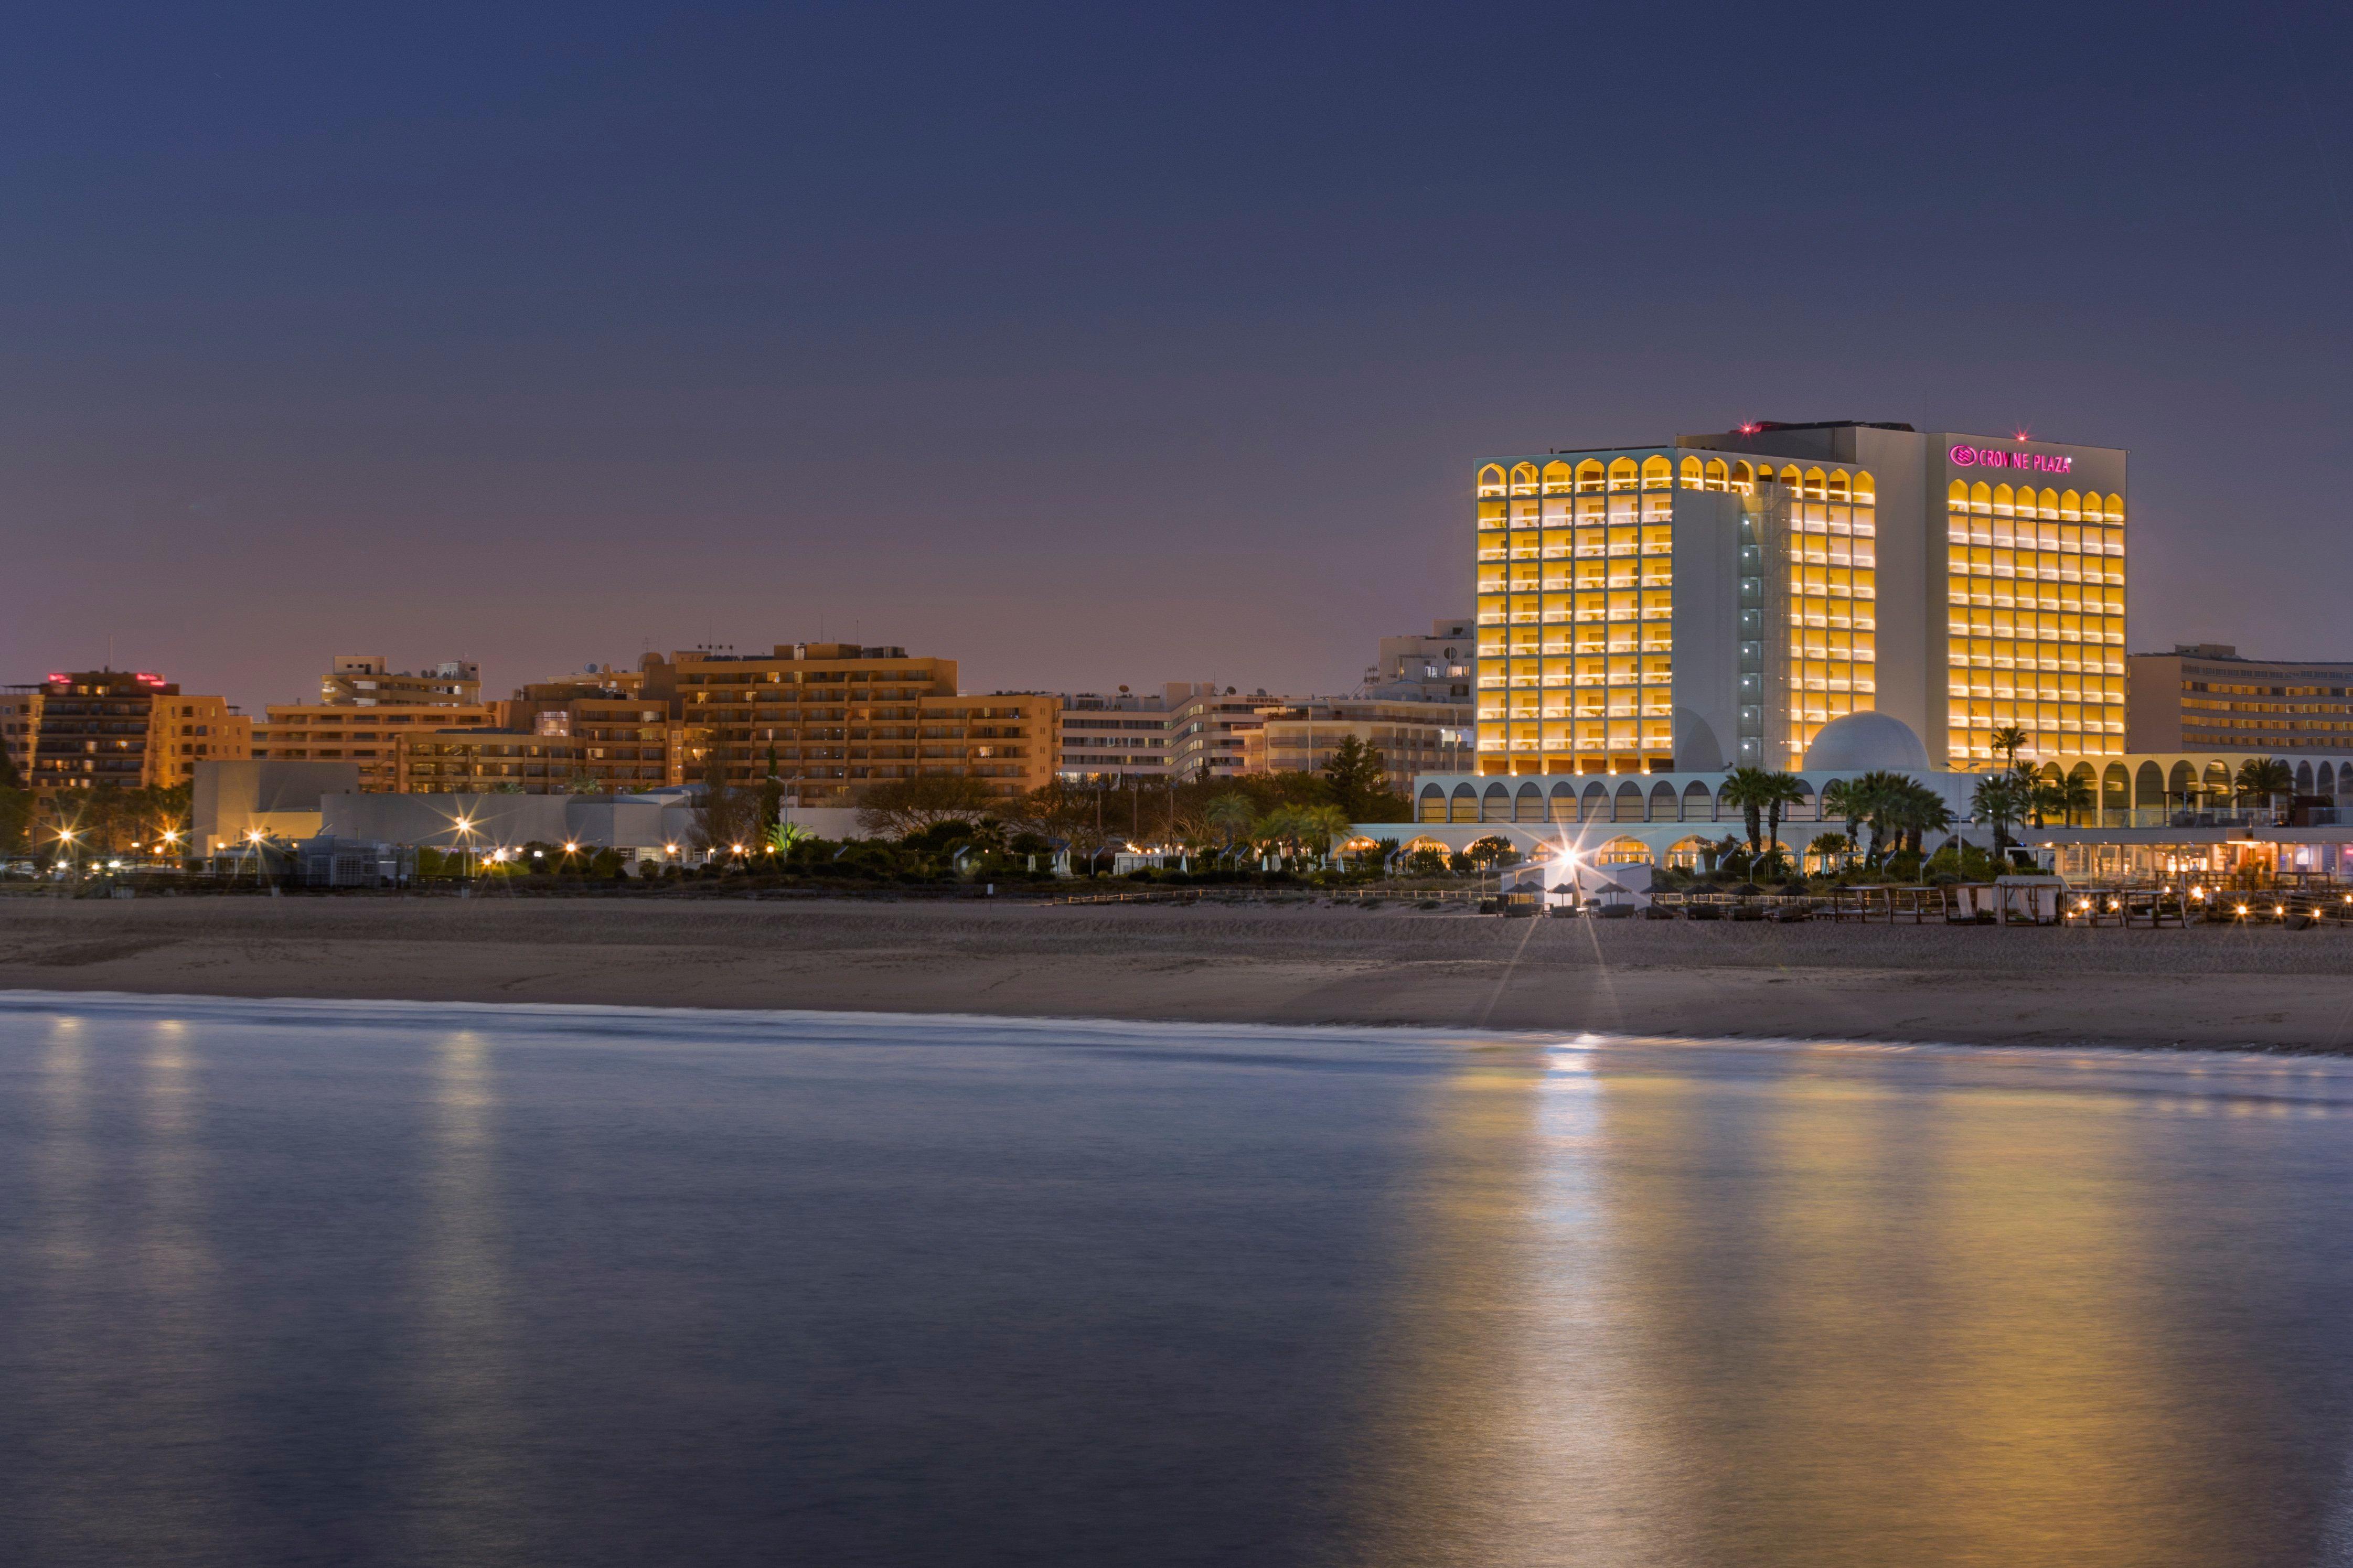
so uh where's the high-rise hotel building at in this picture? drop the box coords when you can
[1472,421,2127,775]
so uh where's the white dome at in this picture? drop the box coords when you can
[1802,711,1930,773]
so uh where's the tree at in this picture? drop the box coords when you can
[1988,724,2030,773]
[1970,773,2031,857]
[1760,771,1807,863]
[1718,766,1777,854]
[855,775,998,839]
[1820,779,1864,853]
[1461,835,1515,871]
[2236,757,2295,815]
[1205,793,1258,866]
[690,755,755,860]
[2038,770,2094,828]
[1807,831,1852,871]
[1321,736,1391,821]
[0,742,21,792]
[0,785,30,857]
[1893,781,1956,857]
[766,820,812,858]
[997,779,1109,872]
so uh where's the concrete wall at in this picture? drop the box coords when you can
[1670,488,1742,771]
[193,760,363,853]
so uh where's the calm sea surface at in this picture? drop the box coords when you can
[6,994,2353,1566]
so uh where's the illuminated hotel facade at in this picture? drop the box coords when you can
[1473,421,2128,775]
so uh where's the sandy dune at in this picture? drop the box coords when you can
[3,893,2349,1051]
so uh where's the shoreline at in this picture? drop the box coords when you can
[4,896,2350,1053]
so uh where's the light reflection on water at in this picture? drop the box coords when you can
[3,995,2353,1566]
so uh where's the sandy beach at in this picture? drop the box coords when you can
[3,893,2350,1050]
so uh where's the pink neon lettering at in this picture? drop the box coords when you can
[1948,444,2071,474]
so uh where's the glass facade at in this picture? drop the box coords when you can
[1942,480,2126,767]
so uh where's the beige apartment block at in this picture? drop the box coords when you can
[2,669,248,792]
[254,702,499,791]
[640,643,1060,800]
[322,654,482,706]
[2126,645,2353,757]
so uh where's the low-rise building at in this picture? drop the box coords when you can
[1244,696,1474,791]
[192,760,363,853]
[392,729,590,793]
[3,670,249,792]
[2127,645,2353,756]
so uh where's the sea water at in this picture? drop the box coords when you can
[5,993,2353,1566]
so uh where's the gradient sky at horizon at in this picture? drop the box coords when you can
[6,3,2351,711]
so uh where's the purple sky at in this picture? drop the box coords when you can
[6,4,2351,712]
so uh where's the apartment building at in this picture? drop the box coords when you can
[320,654,481,706]
[2,670,249,792]
[1245,696,1474,792]
[254,701,499,790]
[1058,688,1175,780]
[1165,684,1277,783]
[1370,618,1475,702]
[2126,646,2353,755]
[639,643,1059,800]
[502,681,681,789]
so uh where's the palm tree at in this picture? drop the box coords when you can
[2236,757,2295,818]
[1820,778,1864,854]
[2040,771,2095,827]
[1895,782,1956,858]
[1807,831,1853,873]
[1988,724,2030,773]
[1760,771,1808,865]
[1719,766,1777,854]
[1845,770,1911,865]
[1206,793,1257,867]
[1970,773,2030,857]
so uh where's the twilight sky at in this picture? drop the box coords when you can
[6,3,2351,711]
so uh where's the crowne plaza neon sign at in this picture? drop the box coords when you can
[1949,443,2072,474]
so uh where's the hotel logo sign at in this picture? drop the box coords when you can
[1949,444,2073,474]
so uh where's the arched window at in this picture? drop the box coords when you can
[1515,781,1545,822]
[2102,763,2129,823]
[1665,835,1712,870]
[1970,482,1992,513]
[1946,479,1968,507]
[1577,459,1606,492]
[1581,780,1610,820]
[2297,761,2315,795]
[1641,454,1672,489]
[1853,470,1875,503]
[1649,781,1677,821]
[1992,483,2015,515]
[1780,465,1804,491]
[2203,761,2230,800]
[1511,463,1539,495]
[1614,781,1645,822]
[1679,455,1704,488]
[1682,780,1713,822]
[2105,492,2126,522]
[1549,780,1579,822]
[1417,784,1447,823]
[1450,782,1479,823]
[1541,460,1572,493]
[1477,464,1505,496]
[2135,761,2164,810]
[1705,458,1728,491]
[2167,760,2195,803]
[2036,487,2059,519]
[2059,489,2081,519]
[1731,461,1754,493]
[1608,457,1639,490]
[1788,781,1816,821]
[1803,466,1827,500]
[2320,762,2337,800]
[1481,781,1512,822]
[1826,470,1850,501]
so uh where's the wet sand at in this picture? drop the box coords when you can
[2,894,2349,1050]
